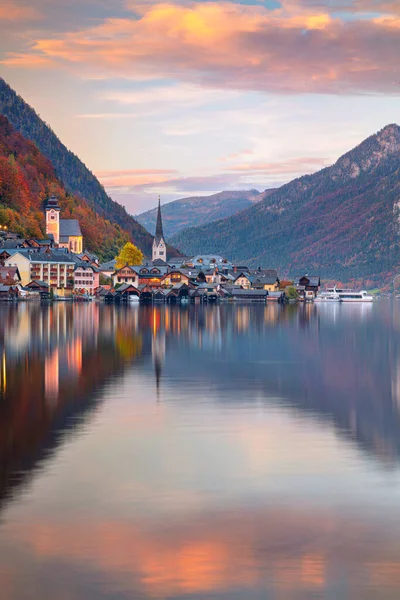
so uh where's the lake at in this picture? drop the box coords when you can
[1,301,400,599]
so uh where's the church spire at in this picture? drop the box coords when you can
[152,196,167,262]
[155,196,164,243]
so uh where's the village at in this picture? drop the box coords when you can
[0,196,320,303]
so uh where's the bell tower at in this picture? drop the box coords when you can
[152,197,166,262]
[45,196,60,244]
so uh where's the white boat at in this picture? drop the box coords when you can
[338,290,374,303]
[314,287,341,302]
[129,295,140,303]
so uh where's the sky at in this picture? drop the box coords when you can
[0,0,399,214]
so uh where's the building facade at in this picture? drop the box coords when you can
[74,264,100,295]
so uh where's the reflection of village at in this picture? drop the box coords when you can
[1,300,400,503]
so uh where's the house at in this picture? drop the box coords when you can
[234,272,252,290]
[112,266,140,287]
[249,269,280,292]
[25,280,49,293]
[229,288,268,302]
[0,266,21,284]
[74,263,100,295]
[293,276,321,300]
[45,196,83,253]
[98,260,116,279]
[0,284,19,301]
[161,270,190,287]
[5,250,76,293]
[117,283,140,300]
[77,252,99,266]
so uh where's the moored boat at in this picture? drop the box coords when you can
[314,287,341,302]
[338,290,374,303]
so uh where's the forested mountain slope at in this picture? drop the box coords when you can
[0,78,179,257]
[171,125,400,283]
[0,116,129,260]
[136,190,263,237]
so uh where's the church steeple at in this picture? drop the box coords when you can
[155,196,164,243]
[152,196,167,262]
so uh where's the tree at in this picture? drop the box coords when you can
[115,242,144,269]
[285,286,299,300]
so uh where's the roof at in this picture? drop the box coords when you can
[293,276,321,287]
[45,196,61,211]
[74,262,100,272]
[231,289,268,296]
[59,219,82,237]
[26,280,49,288]
[117,283,139,292]
[5,249,75,263]
[99,259,116,271]
[0,266,20,280]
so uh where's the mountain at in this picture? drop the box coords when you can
[0,78,179,258]
[171,124,400,284]
[0,115,129,260]
[136,190,264,238]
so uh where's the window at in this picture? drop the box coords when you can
[159,251,164,256]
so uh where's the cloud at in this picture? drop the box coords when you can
[226,156,329,175]
[0,2,40,21]
[2,2,400,94]
[97,168,179,187]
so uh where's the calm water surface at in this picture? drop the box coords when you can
[1,301,400,598]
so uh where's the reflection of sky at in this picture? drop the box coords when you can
[1,302,400,598]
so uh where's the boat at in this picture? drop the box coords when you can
[128,295,140,303]
[314,288,341,303]
[337,290,374,303]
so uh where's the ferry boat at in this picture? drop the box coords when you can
[314,289,341,303]
[337,290,374,303]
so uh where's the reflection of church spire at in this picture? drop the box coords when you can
[152,331,166,402]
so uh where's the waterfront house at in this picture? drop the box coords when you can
[293,276,321,299]
[161,270,190,287]
[249,269,280,291]
[117,283,140,301]
[0,284,19,301]
[0,266,21,284]
[5,250,76,293]
[112,266,140,287]
[25,280,49,293]
[74,263,100,295]
[234,272,252,289]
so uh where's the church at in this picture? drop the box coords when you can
[152,197,167,262]
[45,196,83,254]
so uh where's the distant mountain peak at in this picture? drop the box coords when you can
[330,123,400,183]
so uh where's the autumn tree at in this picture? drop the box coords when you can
[115,242,144,269]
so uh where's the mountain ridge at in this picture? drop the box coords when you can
[0,115,129,260]
[171,124,400,284]
[136,189,265,237]
[0,78,180,257]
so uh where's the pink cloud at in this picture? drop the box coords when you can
[0,2,40,21]
[1,2,400,95]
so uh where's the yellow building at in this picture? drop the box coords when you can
[45,196,83,254]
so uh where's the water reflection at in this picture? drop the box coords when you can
[1,302,400,598]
